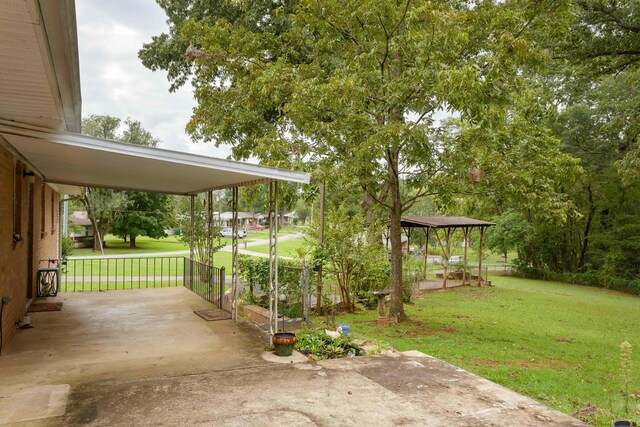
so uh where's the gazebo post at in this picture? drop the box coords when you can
[423,228,430,278]
[445,228,453,288]
[463,227,469,285]
[477,226,485,287]
[433,228,446,288]
[231,187,239,320]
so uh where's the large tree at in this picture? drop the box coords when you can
[112,192,174,248]
[81,115,163,251]
[142,0,573,321]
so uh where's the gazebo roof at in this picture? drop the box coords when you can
[400,216,495,229]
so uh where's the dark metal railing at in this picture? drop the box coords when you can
[184,258,225,309]
[61,256,184,292]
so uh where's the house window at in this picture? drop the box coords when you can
[41,182,46,237]
[13,162,22,239]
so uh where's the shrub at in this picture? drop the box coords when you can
[238,256,307,307]
[294,328,362,359]
[61,237,74,259]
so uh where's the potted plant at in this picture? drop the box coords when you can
[272,294,296,356]
[273,332,297,356]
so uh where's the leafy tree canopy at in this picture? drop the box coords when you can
[142,0,576,320]
[81,115,168,250]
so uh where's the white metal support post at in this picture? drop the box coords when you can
[231,187,239,320]
[189,194,195,290]
[268,181,279,341]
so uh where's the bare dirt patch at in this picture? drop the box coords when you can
[471,359,500,368]
[512,359,573,370]
[471,358,572,371]
[354,319,457,338]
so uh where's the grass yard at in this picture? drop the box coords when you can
[71,235,189,257]
[335,276,640,426]
[61,251,234,291]
[249,236,307,258]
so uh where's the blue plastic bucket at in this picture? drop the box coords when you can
[339,323,351,336]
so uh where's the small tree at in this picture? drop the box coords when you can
[307,204,387,312]
[486,211,533,262]
[177,195,223,265]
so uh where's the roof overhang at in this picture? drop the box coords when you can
[0,0,81,132]
[0,120,310,195]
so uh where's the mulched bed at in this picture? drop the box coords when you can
[28,302,63,312]
[193,308,231,321]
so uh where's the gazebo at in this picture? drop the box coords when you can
[400,216,495,288]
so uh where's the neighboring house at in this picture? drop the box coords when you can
[383,233,410,253]
[219,211,264,228]
[282,211,297,226]
[68,211,93,248]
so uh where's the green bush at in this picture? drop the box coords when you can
[238,256,307,306]
[294,328,361,359]
[401,256,423,302]
[61,237,74,259]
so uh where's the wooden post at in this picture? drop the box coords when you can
[423,228,430,278]
[478,226,485,287]
[444,228,451,288]
[463,227,469,285]
[433,229,446,288]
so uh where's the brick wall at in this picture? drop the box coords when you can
[0,143,59,351]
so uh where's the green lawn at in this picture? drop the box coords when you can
[61,251,234,292]
[70,231,302,257]
[335,276,640,426]
[71,235,189,257]
[249,236,307,258]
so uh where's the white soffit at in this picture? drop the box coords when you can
[0,121,310,195]
[0,0,61,128]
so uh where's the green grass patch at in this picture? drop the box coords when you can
[249,237,306,258]
[71,235,189,257]
[61,251,234,291]
[335,276,640,425]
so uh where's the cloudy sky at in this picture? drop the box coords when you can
[75,1,232,158]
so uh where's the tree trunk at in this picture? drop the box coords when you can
[129,234,136,248]
[578,185,595,271]
[387,150,407,323]
[92,224,104,252]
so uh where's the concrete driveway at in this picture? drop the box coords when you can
[0,287,586,426]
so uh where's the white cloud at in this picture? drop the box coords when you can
[76,0,231,158]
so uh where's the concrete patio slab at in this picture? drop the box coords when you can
[0,287,587,426]
[0,287,267,388]
[53,351,586,426]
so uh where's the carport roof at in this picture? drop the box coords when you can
[0,119,310,195]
